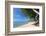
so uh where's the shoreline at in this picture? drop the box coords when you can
[13,21,39,31]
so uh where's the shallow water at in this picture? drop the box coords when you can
[13,18,35,28]
[13,8,35,28]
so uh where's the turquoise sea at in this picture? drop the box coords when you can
[13,8,35,28]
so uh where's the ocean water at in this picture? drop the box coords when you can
[13,8,35,28]
[13,18,34,28]
[13,22,27,28]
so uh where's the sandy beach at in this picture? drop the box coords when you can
[12,21,42,32]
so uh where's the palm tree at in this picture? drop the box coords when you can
[21,8,39,26]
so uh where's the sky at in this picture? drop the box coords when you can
[13,8,30,22]
[13,8,37,27]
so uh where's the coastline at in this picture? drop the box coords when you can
[13,21,40,31]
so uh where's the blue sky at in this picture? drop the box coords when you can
[13,8,30,22]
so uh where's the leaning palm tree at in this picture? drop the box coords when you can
[21,8,39,26]
[33,9,39,26]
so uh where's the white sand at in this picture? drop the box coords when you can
[13,21,41,32]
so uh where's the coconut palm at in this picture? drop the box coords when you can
[21,8,39,26]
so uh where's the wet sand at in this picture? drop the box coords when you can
[13,21,40,31]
